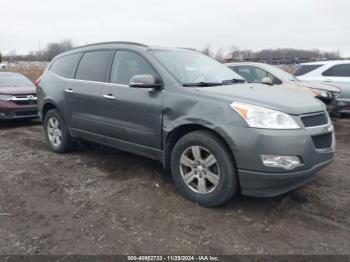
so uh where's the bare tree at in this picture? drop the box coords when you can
[44,39,74,61]
[202,45,213,57]
[8,49,17,62]
[2,39,75,62]
[214,47,227,62]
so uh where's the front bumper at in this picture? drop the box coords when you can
[318,97,340,115]
[219,114,335,197]
[0,101,38,119]
[336,98,350,111]
[238,158,333,197]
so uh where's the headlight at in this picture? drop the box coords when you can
[231,102,300,129]
[331,91,340,98]
[0,95,13,101]
[311,89,328,98]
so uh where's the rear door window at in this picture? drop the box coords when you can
[294,64,323,76]
[322,64,350,77]
[50,53,81,78]
[75,50,112,82]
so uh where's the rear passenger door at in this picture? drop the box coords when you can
[99,50,163,151]
[65,50,113,137]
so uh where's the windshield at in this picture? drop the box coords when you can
[262,64,298,81]
[0,74,34,88]
[150,49,244,85]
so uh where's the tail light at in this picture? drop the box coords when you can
[35,77,41,88]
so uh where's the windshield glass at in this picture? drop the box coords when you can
[0,73,34,87]
[262,64,297,81]
[150,49,244,85]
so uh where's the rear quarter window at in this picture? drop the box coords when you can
[294,64,323,76]
[50,53,81,78]
[322,64,350,77]
[75,50,111,82]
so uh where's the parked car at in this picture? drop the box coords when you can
[295,60,350,111]
[0,63,9,70]
[0,72,38,120]
[37,42,335,207]
[226,62,341,115]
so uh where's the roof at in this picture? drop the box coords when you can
[58,41,149,58]
[224,62,267,67]
[73,41,148,50]
[299,60,350,66]
[55,41,194,59]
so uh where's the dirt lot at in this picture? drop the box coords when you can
[0,118,349,255]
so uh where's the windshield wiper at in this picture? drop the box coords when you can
[222,78,246,84]
[182,82,223,87]
[183,78,246,87]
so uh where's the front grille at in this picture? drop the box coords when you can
[301,113,328,128]
[312,133,333,149]
[13,100,37,105]
[15,110,38,117]
[11,95,37,105]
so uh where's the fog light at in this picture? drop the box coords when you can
[261,155,302,170]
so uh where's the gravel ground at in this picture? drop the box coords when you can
[0,118,349,255]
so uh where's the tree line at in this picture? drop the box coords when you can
[202,45,342,64]
[0,39,343,64]
[1,39,74,63]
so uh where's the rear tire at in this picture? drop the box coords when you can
[44,109,74,153]
[171,130,238,207]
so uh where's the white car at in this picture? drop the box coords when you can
[226,62,340,114]
[295,60,350,110]
[0,63,9,70]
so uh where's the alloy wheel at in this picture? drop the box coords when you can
[47,117,62,147]
[179,146,220,194]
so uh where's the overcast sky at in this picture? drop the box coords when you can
[1,0,350,56]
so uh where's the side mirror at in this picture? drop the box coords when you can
[129,74,162,89]
[262,77,273,85]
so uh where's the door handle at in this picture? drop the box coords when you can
[103,94,115,100]
[64,88,75,93]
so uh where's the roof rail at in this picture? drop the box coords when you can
[73,41,148,50]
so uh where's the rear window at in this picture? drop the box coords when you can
[50,53,81,78]
[294,64,323,76]
[322,64,350,77]
[75,51,111,82]
[0,73,34,87]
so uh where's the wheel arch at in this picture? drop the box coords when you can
[163,123,238,173]
[41,100,60,120]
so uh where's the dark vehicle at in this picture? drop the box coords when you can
[0,72,38,120]
[37,42,335,207]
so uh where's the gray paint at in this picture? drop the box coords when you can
[37,42,335,197]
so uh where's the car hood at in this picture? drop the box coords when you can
[0,86,36,95]
[295,80,341,93]
[277,82,316,97]
[196,84,325,115]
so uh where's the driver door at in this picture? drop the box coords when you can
[99,50,163,151]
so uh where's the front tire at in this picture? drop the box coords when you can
[171,130,238,207]
[44,109,74,153]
